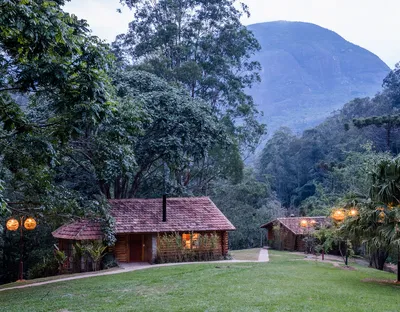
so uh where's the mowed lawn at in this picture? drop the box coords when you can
[1,251,399,312]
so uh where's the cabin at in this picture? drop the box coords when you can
[260,217,329,252]
[52,197,235,268]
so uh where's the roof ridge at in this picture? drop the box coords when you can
[108,196,210,202]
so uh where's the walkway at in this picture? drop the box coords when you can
[258,248,269,262]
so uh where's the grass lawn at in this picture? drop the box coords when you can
[1,250,399,312]
[230,248,260,261]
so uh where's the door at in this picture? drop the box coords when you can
[129,234,143,262]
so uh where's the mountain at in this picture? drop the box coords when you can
[247,21,390,134]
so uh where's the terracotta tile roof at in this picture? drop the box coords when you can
[52,197,235,240]
[110,197,235,233]
[260,217,329,235]
[52,219,103,240]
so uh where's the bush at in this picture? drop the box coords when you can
[155,232,224,264]
[27,257,59,279]
[102,253,118,269]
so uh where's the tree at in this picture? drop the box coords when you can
[258,127,299,208]
[210,169,284,249]
[0,0,115,214]
[353,115,400,152]
[383,62,400,109]
[60,69,229,199]
[0,1,119,282]
[352,64,400,152]
[115,0,265,150]
[344,157,400,280]
[0,0,113,140]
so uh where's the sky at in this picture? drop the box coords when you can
[64,0,400,68]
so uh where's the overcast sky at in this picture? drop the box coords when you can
[64,0,400,68]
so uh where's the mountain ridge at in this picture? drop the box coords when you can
[247,21,390,134]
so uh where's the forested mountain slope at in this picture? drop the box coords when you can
[248,21,390,133]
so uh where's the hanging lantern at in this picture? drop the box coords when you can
[6,218,19,231]
[24,217,37,230]
[300,219,308,227]
[332,209,346,222]
[349,208,358,217]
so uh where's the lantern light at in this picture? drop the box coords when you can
[332,209,346,222]
[6,218,19,231]
[24,217,37,230]
[349,209,358,217]
[300,219,308,227]
[310,220,317,226]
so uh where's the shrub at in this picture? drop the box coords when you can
[155,232,224,264]
[27,257,59,279]
[102,253,118,269]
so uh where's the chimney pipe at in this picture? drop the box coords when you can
[162,194,167,222]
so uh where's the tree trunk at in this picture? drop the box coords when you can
[369,249,389,270]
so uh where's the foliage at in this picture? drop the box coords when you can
[313,226,336,255]
[85,241,108,271]
[0,0,118,251]
[116,0,265,150]
[54,249,67,273]
[341,156,400,273]
[27,256,59,280]
[257,86,400,215]
[210,169,283,250]
[156,232,222,263]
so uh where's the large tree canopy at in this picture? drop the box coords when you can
[0,0,115,214]
[115,0,265,149]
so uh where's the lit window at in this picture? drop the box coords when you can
[182,233,191,249]
[182,233,200,249]
[192,233,199,249]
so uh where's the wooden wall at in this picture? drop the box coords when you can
[114,234,129,262]
[266,224,309,252]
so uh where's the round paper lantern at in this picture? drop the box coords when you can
[349,209,358,217]
[24,217,37,230]
[6,218,19,231]
[332,209,345,222]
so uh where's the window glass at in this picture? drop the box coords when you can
[182,233,200,249]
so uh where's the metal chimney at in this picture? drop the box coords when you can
[162,194,167,222]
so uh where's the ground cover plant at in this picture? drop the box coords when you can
[1,250,399,312]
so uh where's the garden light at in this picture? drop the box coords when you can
[6,218,19,231]
[24,217,37,230]
[332,209,346,222]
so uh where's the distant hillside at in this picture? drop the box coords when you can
[247,21,390,134]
